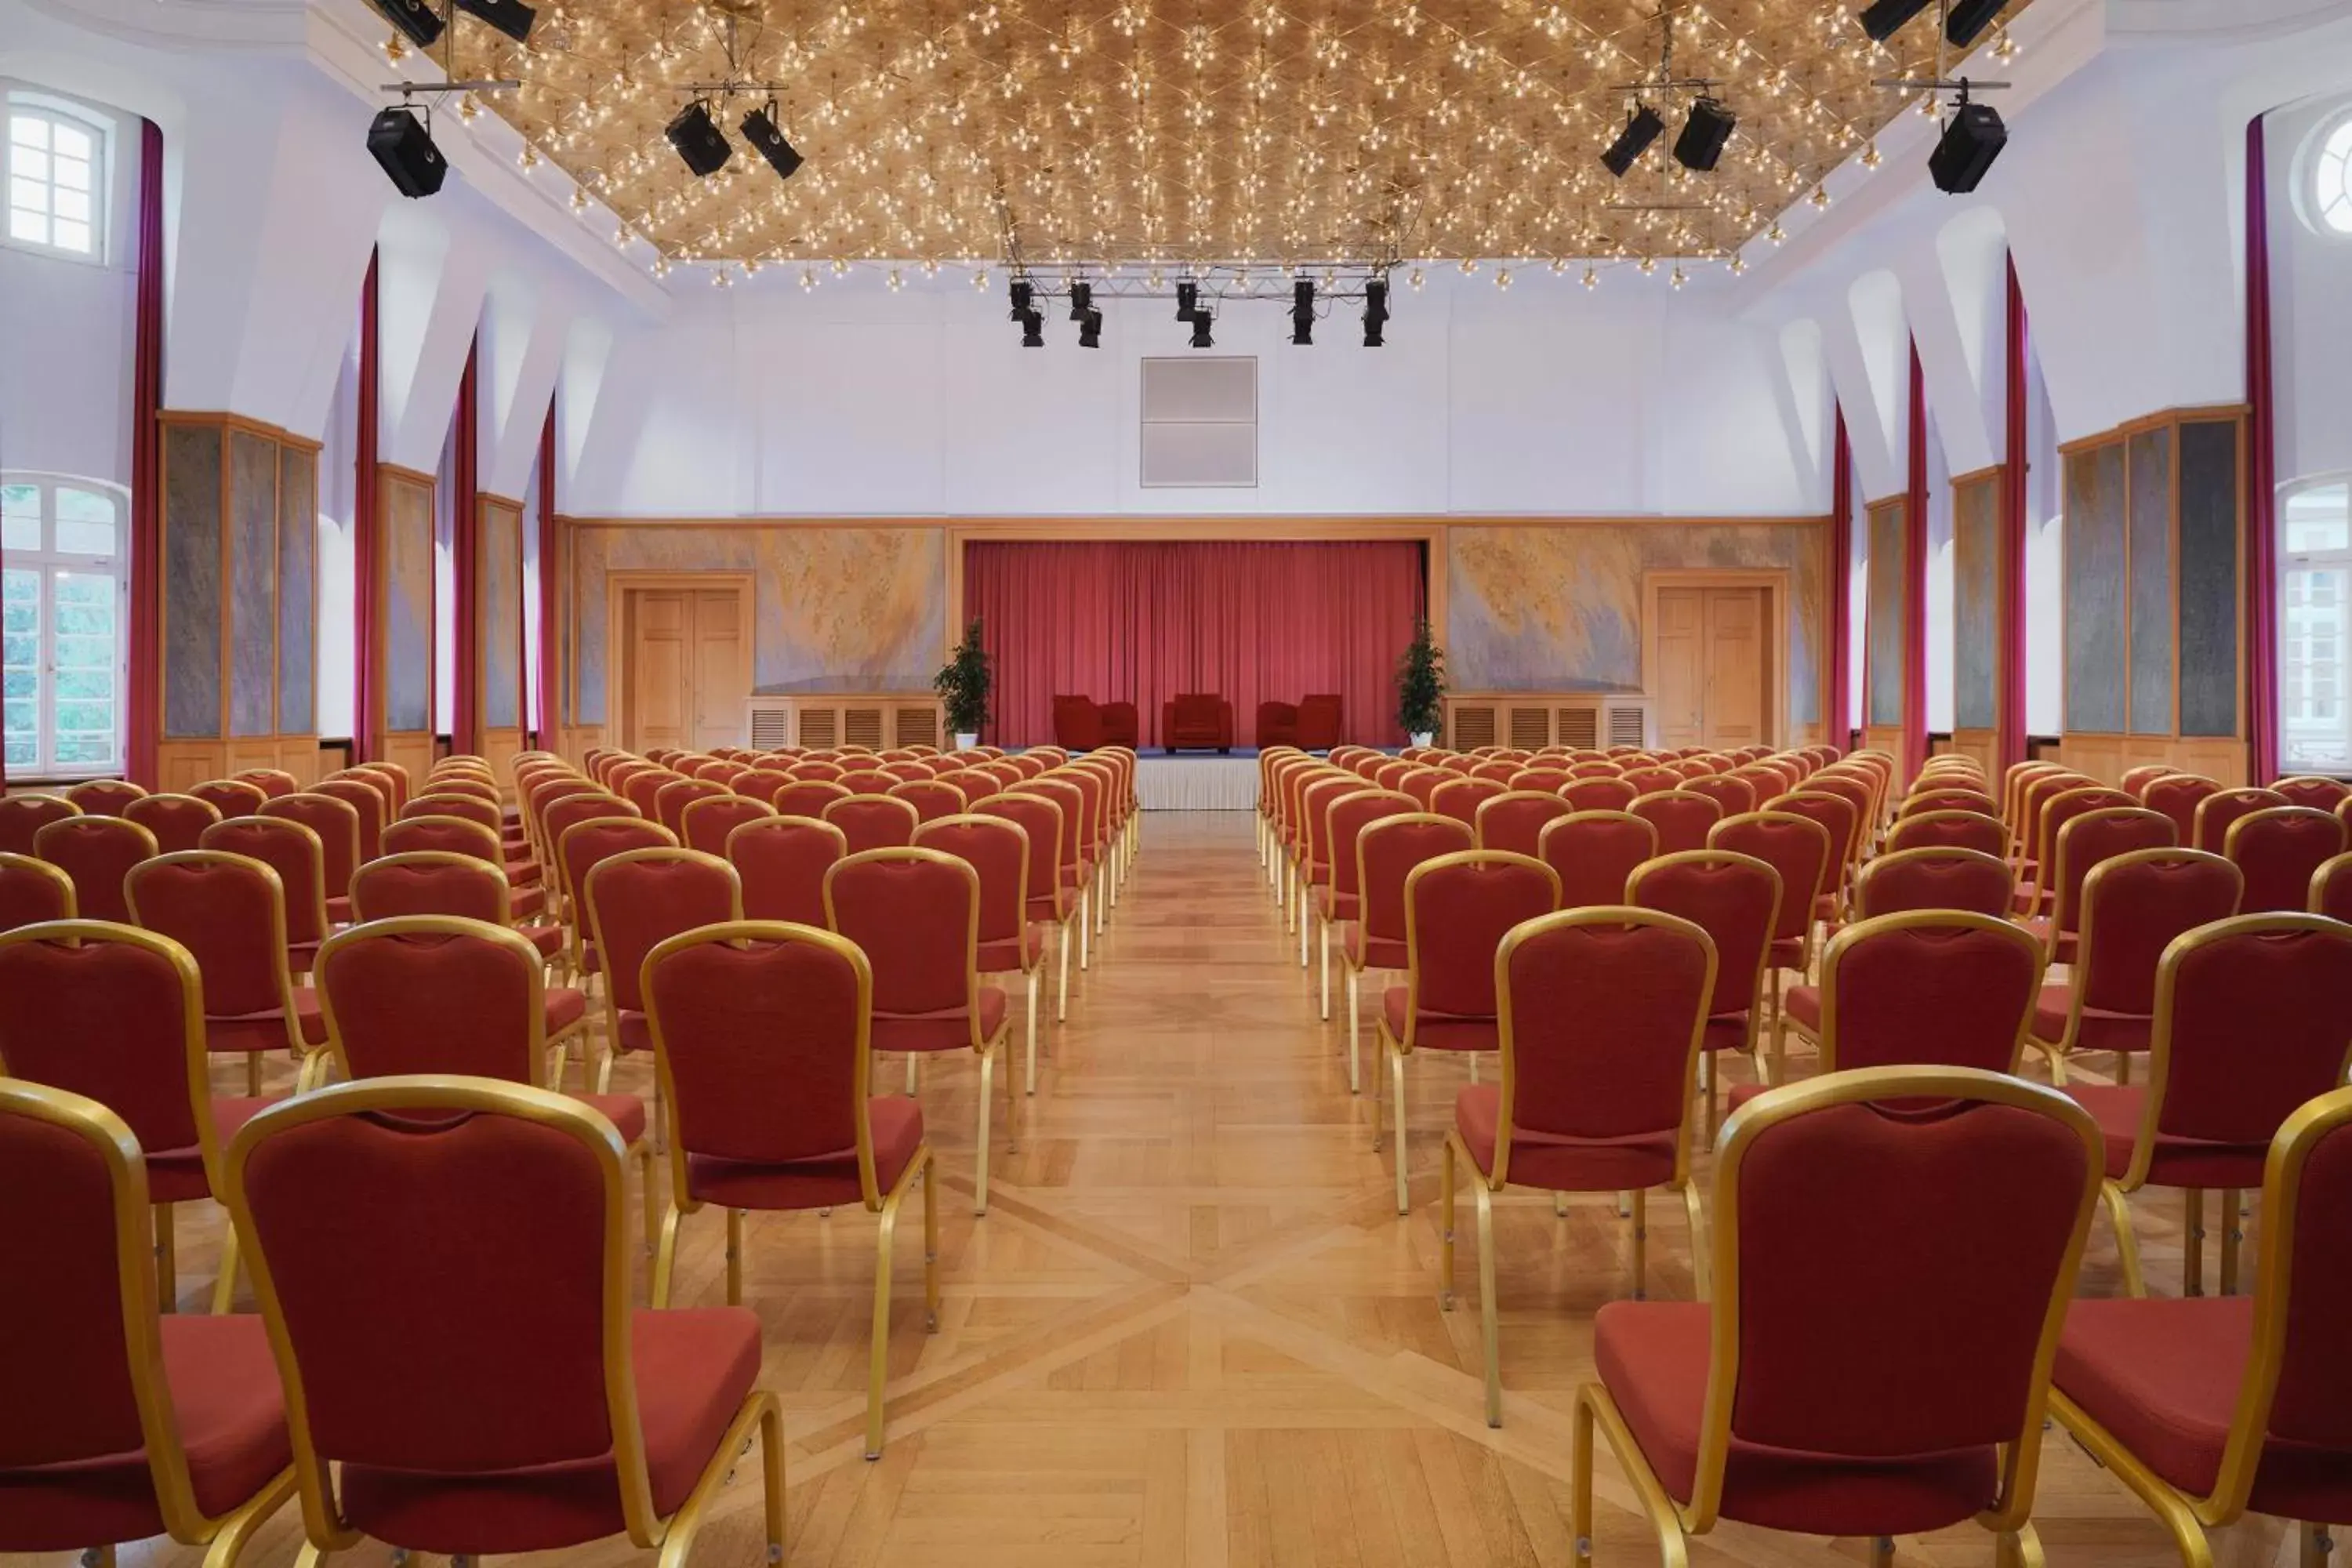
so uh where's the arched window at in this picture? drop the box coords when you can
[2317,117,2352,237]
[2281,479,2352,772]
[2,475,129,775]
[6,101,106,258]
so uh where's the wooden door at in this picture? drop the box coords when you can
[629,591,692,753]
[690,590,747,752]
[1653,586,1769,750]
[1655,589,1708,749]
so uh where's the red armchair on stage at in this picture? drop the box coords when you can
[1256,695,1344,751]
[1051,695,1139,752]
[1163,693,1236,753]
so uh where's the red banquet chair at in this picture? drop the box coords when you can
[1378,850,1561,1215]
[0,920,273,1315]
[1475,790,1573,861]
[0,850,75,931]
[824,792,920,857]
[126,851,330,1100]
[1014,775,1098,971]
[2271,775,2352,813]
[915,814,1049,1094]
[1708,811,1832,1076]
[220,1078,786,1567]
[201,815,332,975]
[1574,1067,2103,1568]
[1296,771,1368,971]
[653,776,728,839]
[65,777,147,817]
[258,792,363,921]
[1342,813,1474,1094]
[975,790,1081,1025]
[34,812,156,924]
[0,1079,299,1563]
[1628,849,1781,1140]
[2027,805,2178,963]
[2142,773,2222,848]
[772,777,852,821]
[2065,913,2352,1298]
[2226,805,2349,914]
[825,846,1014,1213]
[1849,844,2015,921]
[725,814,847,927]
[123,793,222,855]
[2050,1084,2352,1567]
[188,779,267,820]
[1442,908,1717,1426]
[2016,787,2140,916]
[891,777,969,824]
[347,849,566,976]
[2314,851,2352,922]
[0,790,81,854]
[641,922,938,1457]
[314,913,640,1235]
[554,813,671,975]
[1886,807,2008,856]
[2193,786,2289,856]
[1315,789,1417,1030]
[1537,809,1660,910]
[1432,775,1507,831]
[310,776,389,866]
[678,791,772,857]
[1763,789,1861,918]
[583,848,742,1094]
[2027,848,2243,1087]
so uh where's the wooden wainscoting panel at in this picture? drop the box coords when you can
[482,728,524,789]
[383,732,435,786]
[2172,737,2249,788]
[1862,725,1903,771]
[1951,729,1998,775]
[2060,734,2129,786]
[157,742,220,793]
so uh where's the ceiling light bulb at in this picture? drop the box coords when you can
[830,256,849,275]
[651,255,670,278]
[1408,267,1425,291]
[800,267,817,291]
[1639,256,1657,275]
[457,94,480,122]
[1495,267,1511,290]
[569,187,587,211]
[1994,28,2020,61]
[517,143,539,169]
[1860,142,1882,169]
[887,268,904,291]
[1730,254,1748,275]
[1809,186,1831,209]
[1769,221,1787,245]
[973,267,990,290]
[1582,265,1599,289]
[1671,265,1686,289]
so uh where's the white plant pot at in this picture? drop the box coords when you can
[1409,731,1435,748]
[954,732,980,751]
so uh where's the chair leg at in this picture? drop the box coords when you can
[1439,1136,1457,1308]
[208,1221,241,1315]
[906,1053,920,1094]
[1025,967,1040,1095]
[1318,918,1331,1020]
[653,1203,687,1308]
[2183,1188,2205,1297]
[1682,1181,1711,1302]
[1869,1537,1895,1568]
[2101,1180,2147,1298]
[922,1155,941,1330]
[1993,1523,2045,1568]
[1080,888,1091,971]
[975,1047,996,1216]
[1391,1044,1410,1216]
[726,1205,746,1306]
[1299,888,1311,968]
[1555,1192,1568,1218]
[1475,1181,1501,1427]
[247,1052,262,1096]
[2220,1186,2243,1294]
[1057,918,1072,1022]
[867,1192,900,1459]
[1572,1394,1595,1568]
[1468,1053,1479,1086]
[638,1142,658,1255]
[2117,1051,2132,1087]
[1629,1185,1648,1301]
[200,1464,298,1568]
[155,1203,176,1314]
[2301,1523,2331,1568]
[759,1399,790,1564]
[1345,967,1361,1094]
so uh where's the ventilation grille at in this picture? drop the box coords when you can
[1557,707,1599,750]
[1141,357,1257,488]
[800,709,839,750]
[895,708,940,749]
[844,706,886,750]
[1607,705,1647,748]
[747,702,793,750]
[1452,705,1497,750]
[1508,706,1550,750]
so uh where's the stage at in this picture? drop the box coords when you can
[1126,748,1264,811]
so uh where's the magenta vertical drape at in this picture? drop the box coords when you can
[2246,115,2281,786]
[353,253,381,761]
[535,404,559,745]
[450,339,480,754]
[1999,256,2031,777]
[1828,407,1853,756]
[124,119,165,789]
[1904,340,1930,783]
[964,540,1425,750]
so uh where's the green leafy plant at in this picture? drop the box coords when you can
[935,617,993,737]
[1395,618,1446,739]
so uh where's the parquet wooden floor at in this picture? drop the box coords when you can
[16,814,2304,1568]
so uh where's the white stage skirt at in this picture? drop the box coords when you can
[1136,755,1258,811]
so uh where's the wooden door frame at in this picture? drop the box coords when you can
[1640,568,1789,749]
[604,571,755,753]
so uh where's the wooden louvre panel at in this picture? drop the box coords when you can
[800,709,840,750]
[895,706,940,750]
[1607,704,1647,749]
[746,701,793,750]
[1452,705,1498,750]
[1508,706,1550,751]
[844,706,887,750]
[1557,706,1600,750]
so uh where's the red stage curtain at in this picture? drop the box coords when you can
[535,405,559,744]
[354,252,381,761]
[1903,339,1930,783]
[1829,407,1853,755]
[450,338,480,753]
[964,540,1425,750]
[125,118,165,789]
[1999,256,2031,777]
[2247,114,2280,785]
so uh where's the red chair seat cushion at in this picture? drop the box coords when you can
[510,885,548,920]
[1595,1301,1999,1534]
[147,1095,281,1203]
[872,986,1009,1054]
[544,987,588,1037]
[685,1095,926,1211]
[1312,886,1360,924]
[338,1308,761,1555]
[1767,936,1806,970]
[615,1009,651,1059]
[1455,1084,1676,1192]
[2065,1083,2270,1189]
[2031,985,2151,1056]
[1026,889,1076,924]
[977,924,1046,975]
[205,989,328,1055]
[578,1092,647,1148]
[505,859,543,889]
[327,895,354,924]
[2016,917,2077,965]
[1381,987,1497,1053]
[1813,892,1840,921]
[521,923,564,960]
[1701,1011,1751,1054]
[1345,924,1406,974]
[1784,985,1822,1035]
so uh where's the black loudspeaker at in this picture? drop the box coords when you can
[1601,104,1665,177]
[1069,281,1092,321]
[1020,310,1045,348]
[739,107,803,180]
[1858,0,1933,42]
[368,107,447,198]
[452,0,534,42]
[1929,102,2007,193]
[1944,0,2005,45]
[1078,308,1102,348]
[370,0,443,49]
[1673,99,1737,172]
[666,102,731,177]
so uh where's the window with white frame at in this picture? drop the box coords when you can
[7,103,104,258]
[2315,116,2352,238]
[2282,481,2352,773]
[3,476,129,775]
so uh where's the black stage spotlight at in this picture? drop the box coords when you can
[739,105,804,180]
[1290,279,1315,345]
[666,101,731,177]
[1189,311,1214,349]
[1674,98,1737,172]
[1858,0,1933,41]
[1078,307,1102,347]
[368,105,448,198]
[371,0,443,49]
[1929,99,2007,192]
[1944,0,2005,46]
[453,0,534,42]
[1362,278,1388,348]
[1601,103,1666,177]
[1069,281,1092,321]
[1009,278,1033,319]
[1174,281,1199,321]
[1020,309,1045,347]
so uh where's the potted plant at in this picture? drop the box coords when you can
[1396,618,1446,747]
[935,616,992,750]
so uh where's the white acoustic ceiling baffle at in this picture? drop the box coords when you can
[1140,357,1257,488]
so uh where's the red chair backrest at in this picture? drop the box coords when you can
[1402,852,1560,1022]
[2261,1090,2352,1459]
[914,816,1029,947]
[2194,787,2292,855]
[2227,807,2350,915]
[1566,761,1622,780]
[621,768,678,820]
[1817,914,2043,1073]
[233,768,299,800]
[122,793,221,855]
[2314,852,2352,922]
[34,815,156,924]
[1621,767,1682,797]
[1631,790,1724,856]
[1431,776,1507,829]
[260,793,362,900]
[556,816,672,919]
[2063,848,2242,1016]
[318,920,542,1081]
[1508,768,1573,794]
[1538,811,1660,911]
[354,762,410,811]
[1764,791,1860,888]
[202,816,330,947]
[824,849,978,1018]
[1015,779,1088,874]
[2151,917,2352,1148]
[1853,846,2013,920]
[890,779,968,823]
[733,768,794,804]
[724,817,848,926]
[2142,774,2221,846]
[585,850,742,1012]
[1497,912,1713,1150]
[1680,775,1757,819]
[1298,776,1360,878]
[822,794,920,857]
[654,778,728,838]
[788,760,846,782]
[1468,760,1519,784]
[772,779,852,820]
[1559,776,1637,814]
[1708,812,1832,944]
[1904,788,2001,818]
[1886,809,2007,856]
[681,794,773,858]
[1628,851,1780,1015]
[0,851,75,931]
[405,793,500,833]
[2046,807,2178,935]
[382,815,505,865]
[1719,1078,2097,1466]
[2274,777,2352,812]
[66,779,147,817]
[0,793,81,855]
[1475,792,1573,859]
[1356,815,1475,946]
[125,851,285,1017]
[349,851,510,924]
[838,768,898,797]
[1399,768,1446,811]
[976,793,1067,920]
[0,924,204,1156]
[312,778,389,863]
